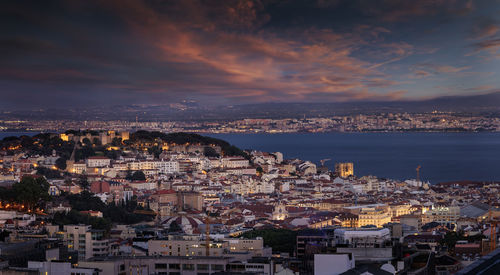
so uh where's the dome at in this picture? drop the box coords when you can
[162,214,204,234]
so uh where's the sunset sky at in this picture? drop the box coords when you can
[1,0,499,108]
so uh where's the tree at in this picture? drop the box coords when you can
[0,230,10,242]
[36,167,62,179]
[127,171,146,181]
[148,146,162,159]
[129,131,249,158]
[55,157,67,170]
[75,146,95,162]
[92,138,102,146]
[125,169,133,180]
[441,231,459,251]
[82,138,92,147]
[66,191,107,211]
[204,147,219,157]
[241,228,299,254]
[0,187,15,204]
[256,166,264,175]
[79,176,90,191]
[13,176,50,210]
[111,137,123,146]
[52,210,111,232]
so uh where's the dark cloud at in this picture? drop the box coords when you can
[357,0,474,22]
[0,0,497,108]
[471,18,499,39]
[472,38,500,52]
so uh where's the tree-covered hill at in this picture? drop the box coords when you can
[0,131,248,159]
[130,131,248,158]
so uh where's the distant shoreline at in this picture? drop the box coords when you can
[2,131,500,183]
[1,129,497,134]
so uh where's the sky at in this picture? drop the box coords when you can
[1,0,500,109]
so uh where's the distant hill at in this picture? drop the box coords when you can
[1,91,499,121]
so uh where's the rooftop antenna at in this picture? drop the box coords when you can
[488,209,498,253]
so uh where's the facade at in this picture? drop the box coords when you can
[314,254,354,275]
[221,157,250,168]
[400,214,422,230]
[358,207,391,228]
[63,225,110,260]
[86,156,111,168]
[79,255,230,275]
[178,192,203,211]
[149,236,226,257]
[27,261,95,275]
[335,162,354,178]
[148,235,266,258]
[333,228,391,246]
[158,160,180,174]
[423,205,460,225]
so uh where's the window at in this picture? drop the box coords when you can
[212,264,224,271]
[120,264,125,271]
[155,263,168,269]
[169,264,180,270]
[197,264,209,270]
[183,264,195,270]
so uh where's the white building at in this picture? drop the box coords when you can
[63,225,110,260]
[314,254,355,275]
[221,157,249,168]
[158,160,180,174]
[333,228,391,246]
[28,261,94,275]
[86,156,111,168]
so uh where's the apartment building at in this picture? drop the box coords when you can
[148,235,266,258]
[86,156,111,168]
[148,235,226,257]
[423,205,460,225]
[221,157,250,168]
[358,207,391,228]
[63,225,110,260]
[79,256,230,275]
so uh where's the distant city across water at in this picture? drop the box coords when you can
[1,131,499,184]
[206,132,500,184]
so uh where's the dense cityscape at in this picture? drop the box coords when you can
[1,112,500,134]
[0,130,497,274]
[3,0,500,274]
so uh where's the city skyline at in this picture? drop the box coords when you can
[2,0,500,109]
[2,2,500,274]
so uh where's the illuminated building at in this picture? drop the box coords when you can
[59,133,69,141]
[358,207,391,228]
[422,205,460,226]
[335,162,354,178]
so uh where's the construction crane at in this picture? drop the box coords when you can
[205,215,211,256]
[487,209,499,254]
[416,165,421,183]
[320,158,331,167]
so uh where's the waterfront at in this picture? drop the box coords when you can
[207,132,500,183]
[2,131,499,183]
[0,132,38,139]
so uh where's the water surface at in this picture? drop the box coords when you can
[207,132,500,183]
